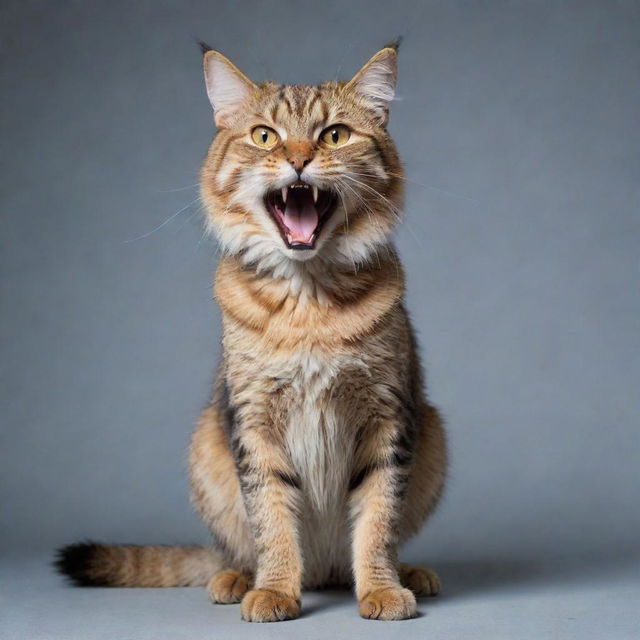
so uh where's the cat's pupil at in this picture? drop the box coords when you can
[331,130,339,143]
[261,130,268,142]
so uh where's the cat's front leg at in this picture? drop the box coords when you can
[349,416,417,620]
[232,421,303,622]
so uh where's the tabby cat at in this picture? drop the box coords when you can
[56,42,447,622]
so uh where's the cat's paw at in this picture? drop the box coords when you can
[399,564,441,597]
[358,586,417,620]
[208,570,251,604]
[241,588,300,622]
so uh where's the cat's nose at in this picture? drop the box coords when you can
[284,141,313,176]
[289,157,311,175]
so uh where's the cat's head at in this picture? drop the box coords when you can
[200,45,403,270]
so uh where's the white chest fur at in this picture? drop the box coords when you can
[283,351,354,511]
[280,350,357,586]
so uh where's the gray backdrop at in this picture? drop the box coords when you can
[1,0,639,573]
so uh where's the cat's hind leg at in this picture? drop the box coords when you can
[208,569,253,604]
[396,403,447,599]
[190,403,257,606]
[398,564,441,597]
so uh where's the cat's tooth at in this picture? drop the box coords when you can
[287,233,293,244]
[281,187,288,204]
[312,185,318,203]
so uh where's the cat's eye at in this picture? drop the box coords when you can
[251,126,280,149]
[320,124,351,147]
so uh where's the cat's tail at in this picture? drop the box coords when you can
[54,541,226,587]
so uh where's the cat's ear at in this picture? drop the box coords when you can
[346,45,398,125]
[202,48,256,127]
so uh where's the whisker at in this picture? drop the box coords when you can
[124,197,201,243]
[175,203,206,233]
[333,178,393,268]
[340,175,426,251]
[341,175,402,217]
[157,182,200,193]
[345,169,478,202]
[334,177,388,236]
[332,184,359,275]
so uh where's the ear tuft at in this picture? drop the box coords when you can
[198,40,213,55]
[203,50,256,128]
[384,36,403,52]
[346,47,398,125]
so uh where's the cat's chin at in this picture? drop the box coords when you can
[264,181,337,253]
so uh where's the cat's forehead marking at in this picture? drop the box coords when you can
[264,84,334,135]
[286,85,315,115]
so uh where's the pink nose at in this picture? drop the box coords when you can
[285,141,314,174]
[288,156,311,173]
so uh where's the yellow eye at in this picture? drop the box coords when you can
[320,124,351,147]
[251,126,280,149]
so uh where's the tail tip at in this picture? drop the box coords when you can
[54,541,104,586]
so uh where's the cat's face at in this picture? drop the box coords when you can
[200,47,403,270]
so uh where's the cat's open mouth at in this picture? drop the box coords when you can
[264,181,337,250]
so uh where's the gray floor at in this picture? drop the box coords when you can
[2,554,639,639]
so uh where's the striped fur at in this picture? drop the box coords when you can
[56,45,447,622]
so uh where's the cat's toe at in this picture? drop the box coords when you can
[241,588,300,622]
[358,586,417,620]
[399,564,441,597]
[208,570,251,604]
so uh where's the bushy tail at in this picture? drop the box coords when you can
[55,541,225,587]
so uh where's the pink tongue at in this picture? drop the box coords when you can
[283,198,319,243]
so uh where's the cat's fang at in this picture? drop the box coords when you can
[263,183,338,251]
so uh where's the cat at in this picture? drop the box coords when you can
[56,41,447,622]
